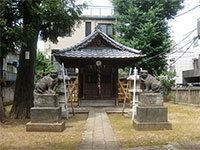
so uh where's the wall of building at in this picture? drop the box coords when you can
[2,86,15,105]
[3,53,19,82]
[44,17,116,57]
[2,53,19,105]
[168,29,200,84]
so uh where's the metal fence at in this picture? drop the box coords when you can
[82,5,114,16]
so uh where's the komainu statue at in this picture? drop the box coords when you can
[35,70,59,94]
[56,71,70,94]
[139,70,162,93]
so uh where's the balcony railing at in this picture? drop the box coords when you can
[82,5,114,16]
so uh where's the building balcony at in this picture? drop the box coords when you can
[82,5,114,17]
[183,69,200,83]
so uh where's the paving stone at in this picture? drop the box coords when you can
[79,108,120,150]
[78,107,200,150]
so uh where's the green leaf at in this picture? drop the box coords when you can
[112,0,184,75]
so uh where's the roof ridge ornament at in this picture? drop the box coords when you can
[95,25,103,31]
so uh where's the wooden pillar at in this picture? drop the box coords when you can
[188,86,191,104]
[114,67,118,106]
[78,68,83,105]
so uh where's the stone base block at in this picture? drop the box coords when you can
[34,94,58,107]
[26,120,65,132]
[139,93,163,107]
[136,106,168,122]
[57,95,66,113]
[133,119,172,130]
[31,107,61,123]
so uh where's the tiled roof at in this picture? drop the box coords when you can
[55,47,142,59]
[53,26,144,59]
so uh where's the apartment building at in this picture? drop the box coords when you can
[169,20,200,85]
[44,6,116,58]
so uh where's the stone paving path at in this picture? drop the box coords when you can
[78,107,200,150]
[79,108,120,150]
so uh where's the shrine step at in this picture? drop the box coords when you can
[80,100,115,107]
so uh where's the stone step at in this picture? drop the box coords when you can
[80,100,115,107]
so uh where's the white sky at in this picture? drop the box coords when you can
[168,0,200,43]
[37,0,200,50]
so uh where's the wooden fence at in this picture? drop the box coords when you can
[66,78,133,104]
[171,87,200,105]
[118,79,132,104]
[66,78,79,103]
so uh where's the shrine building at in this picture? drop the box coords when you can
[53,26,144,106]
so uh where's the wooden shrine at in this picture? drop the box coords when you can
[53,26,144,106]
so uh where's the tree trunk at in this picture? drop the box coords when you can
[0,56,7,123]
[10,34,39,119]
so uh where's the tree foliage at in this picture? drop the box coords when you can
[0,0,23,57]
[1,0,84,50]
[0,0,84,119]
[112,0,184,74]
[157,71,176,101]
[35,51,54,84]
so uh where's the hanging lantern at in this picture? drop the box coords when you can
[96,60,102,66]
[96,60,102,95]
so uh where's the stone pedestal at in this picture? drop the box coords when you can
[26,121,65,132]
[133,93,172,130]
[139,93,163,107]
[30,107,62,123]
[26,94,65,132]
[57,95,66,117]
[34,94,58,107]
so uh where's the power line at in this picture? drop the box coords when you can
[134,6,199,65]
[170,39,194,65]
[142,27,196,61]
[169,28,196,54]
[170,39,193,54]
[176,28,197,45]
[175,5,200,18]
[183,28,199,36]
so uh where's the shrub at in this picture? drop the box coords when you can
[157,71,176,101]
[35,51,54,84]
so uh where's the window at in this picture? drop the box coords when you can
[98,23,114,36]
[193,37,199,47]
[59,29,72,37]
[85,22,91,37]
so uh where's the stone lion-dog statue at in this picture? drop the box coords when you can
[139,70,162,93]
[35,70,59,94]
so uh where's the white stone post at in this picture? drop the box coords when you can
[127,68,141,120]
[132,68,137,120]
[62,63,68,120]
